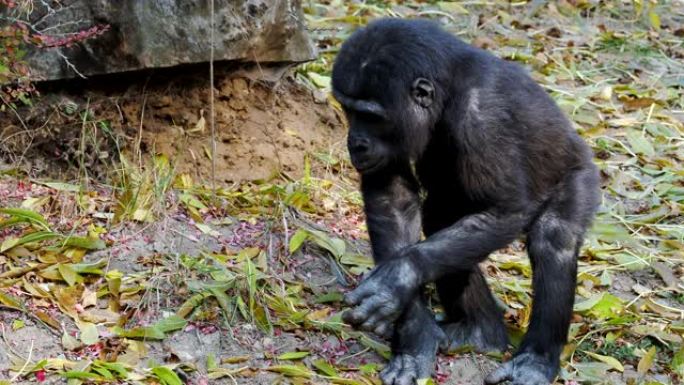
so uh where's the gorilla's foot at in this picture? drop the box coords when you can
[440,319,508,353]
[380,353,435,385]
[382,313,445,385]
[485,351,557,385]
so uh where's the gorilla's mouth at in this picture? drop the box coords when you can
[353,159,384,174]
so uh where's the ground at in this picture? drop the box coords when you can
[0,1,683,385]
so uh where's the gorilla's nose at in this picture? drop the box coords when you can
[350,137,371,154]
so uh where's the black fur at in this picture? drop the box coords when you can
[333,18,600,385]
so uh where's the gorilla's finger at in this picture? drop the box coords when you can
[344,284,373,306]
[484,363,513,384]
[373,320,392,338]
[360,311,385,332]
[343,298,379,325]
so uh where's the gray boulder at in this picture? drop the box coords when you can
[22,0,316,81]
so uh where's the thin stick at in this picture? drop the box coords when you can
[209,0,217,196]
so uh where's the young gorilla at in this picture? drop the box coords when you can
[332,19,600,385]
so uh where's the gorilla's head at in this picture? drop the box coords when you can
[331,19,450,174]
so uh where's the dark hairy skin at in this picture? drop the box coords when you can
[331,18,601,385]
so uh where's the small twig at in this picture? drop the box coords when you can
[57,51,87,79]
[10,337,34,382]
[209,0,217,196]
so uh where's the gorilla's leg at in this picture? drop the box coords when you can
[380,296,445,385]
[486,169,599,385]
[342,166,445,385]
[422,197,508,353]
[437,269,508,353]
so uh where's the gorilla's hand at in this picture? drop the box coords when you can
[342,257,420,336]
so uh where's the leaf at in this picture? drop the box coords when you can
[63,371,101,380]
[154,314,187,333]
[12,319,24,330]
[289,229,309,253]
[266,364,313,378]
[314,292,344,304]
[637,346,657,374]
[62,330,81,350]
[671,347,684,376]
[277,351,309,360]
[307,72,331,89]
[437,1,468,14]
[195,223,220,237]
[574,292,624,319]
[0,291,23,309]
[0,208,50,229]
[648,10,661,30]
[626,130,655,157]
[308,229,346,258]
[417,379,437,385]
[58,264,80,286]
[62,236,106,250]
[39,182,81,192]
[312,359,337,376]
[585,352,624,372]
[1,231,61,252]
[151,366,183,385]
[77,321,99,345]
[112,325,166,340]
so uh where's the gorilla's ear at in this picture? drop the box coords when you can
[411,78,434,108]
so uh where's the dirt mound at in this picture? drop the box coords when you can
[0,64,345,182]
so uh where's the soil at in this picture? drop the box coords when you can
[0,63,345,183]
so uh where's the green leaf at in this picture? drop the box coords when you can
[277,351,309,360]
[112,325,166,340]
[437,1,468,14]
[58,264,81,286]
[308,229,346,258]
[289,229,309,253]
[0,291,23,310]
[574,293,624,319]
[266,364,313,378]
[307,72,331,89]
[39,182,81,192]
[152,366,183,385]
[626,130,655,157]
[78,321,99,345]
[62,236,106,250]
[314,292,344,304]
[1,230,61,252]
[585,352,624,372]
[0,208,50,230]
[671,347,684,376]
[63,371,101,380]
[417,379,437,385]
[154,314,187,333]
[312,359,337,376]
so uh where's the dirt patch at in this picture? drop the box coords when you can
[0,64,345,183]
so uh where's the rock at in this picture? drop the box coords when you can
[22,0,316,81]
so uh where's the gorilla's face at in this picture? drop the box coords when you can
[345,109,393,174]
[335,77,436,175]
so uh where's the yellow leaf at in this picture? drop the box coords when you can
[585,352,624,372]
[648,10,661,30]
[637,346,657,374]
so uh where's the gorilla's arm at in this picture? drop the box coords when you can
[404,209,527,283]
[359,163,422,264]
[345,121,531,325]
